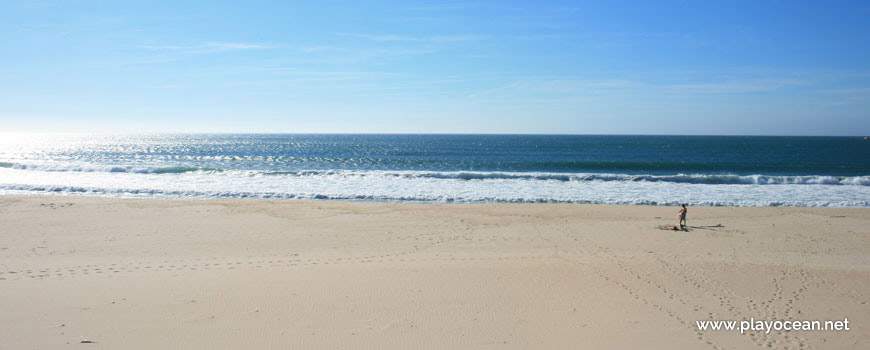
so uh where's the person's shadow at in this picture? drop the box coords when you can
[689,224,724,231]
[659,224,723,232]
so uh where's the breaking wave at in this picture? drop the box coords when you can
[2,162,867,186]
[0,162,218,174]
[1,183,868,207]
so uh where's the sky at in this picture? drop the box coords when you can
[1,0,869,135]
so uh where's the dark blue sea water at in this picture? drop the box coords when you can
[1,134,868,206]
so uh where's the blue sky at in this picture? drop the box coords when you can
[1,1,869,135]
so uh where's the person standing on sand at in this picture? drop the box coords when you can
[678,204,688,231]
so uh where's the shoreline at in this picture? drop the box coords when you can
[1,191,868,207]
[1,194,868,349]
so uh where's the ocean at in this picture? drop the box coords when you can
[1,134,868,207]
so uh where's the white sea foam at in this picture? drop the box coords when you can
[2,162,869,186]
[0,162,208,174]
[1,167,868,207]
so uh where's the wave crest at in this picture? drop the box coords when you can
[1,162,868,186]
[2,184,868,207]
[1,162,218,174]
[261,170,870,186]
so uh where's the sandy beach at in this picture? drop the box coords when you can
[0,195,868,349]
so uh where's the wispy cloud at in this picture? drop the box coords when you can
[298,45,343,53]
[469,78,648,98]
[150,84,188,89]
[664,78,806,94]
[247,67,404,80]
[405,3,482,11]
[466,75,812,102]
[139,42,277,53]
[818,88,870,95]
[816,87,870,105]
[130,41,279,64]
[339,33,487,43]
[284,45,439,64]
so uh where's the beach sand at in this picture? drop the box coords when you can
[0,195,868,349]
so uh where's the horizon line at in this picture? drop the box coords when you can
[1,132,868,138]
